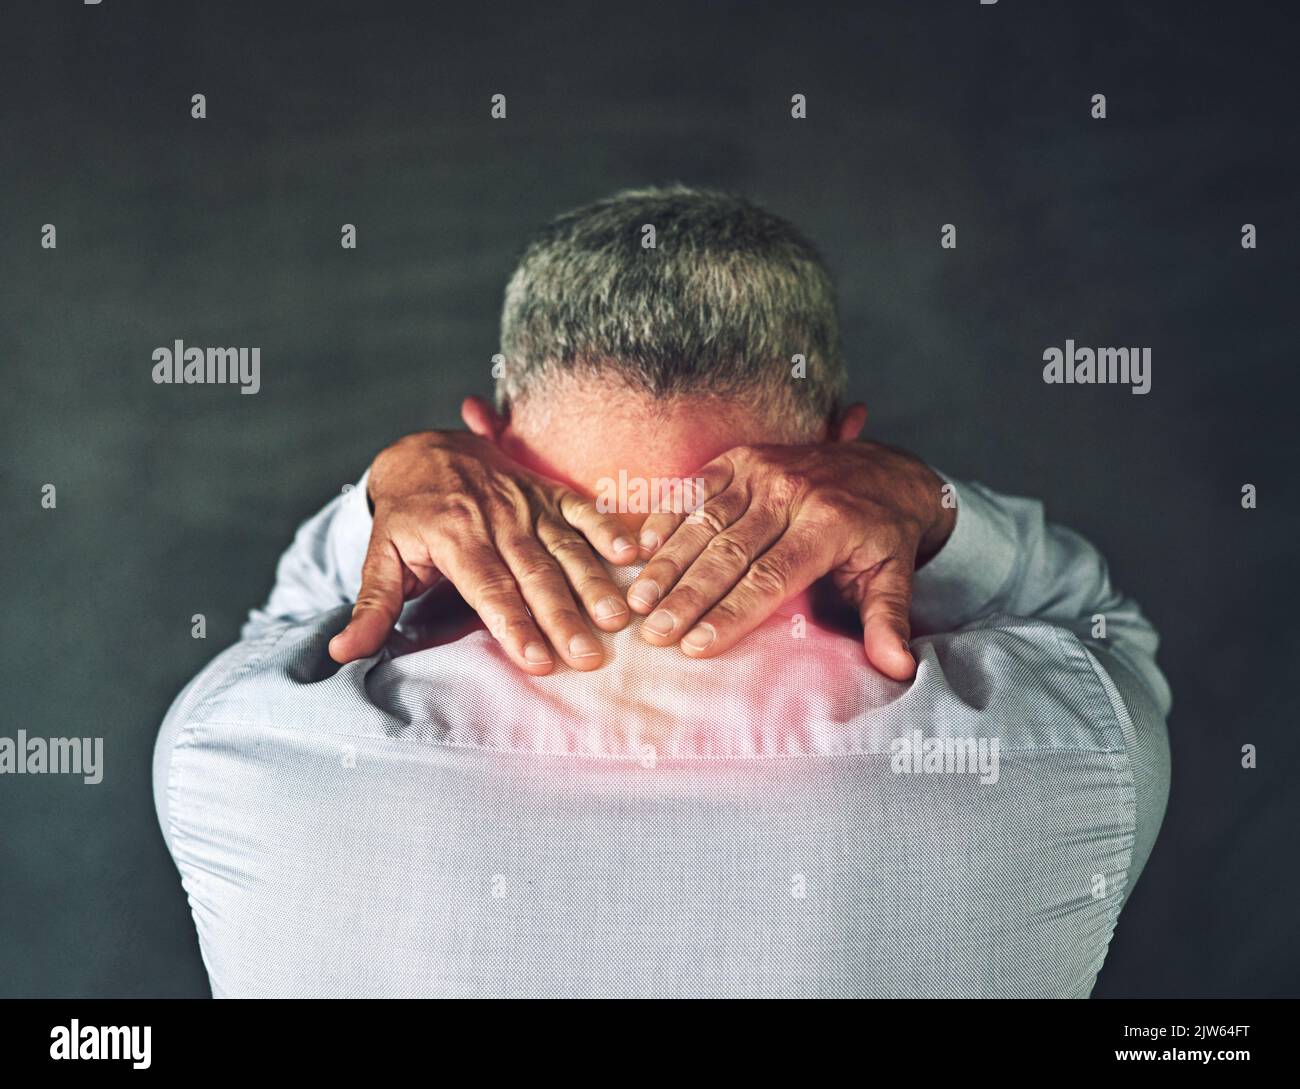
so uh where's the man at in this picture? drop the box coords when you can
[155,187,1170,998]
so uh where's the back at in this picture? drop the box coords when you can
[155,576,1143,998]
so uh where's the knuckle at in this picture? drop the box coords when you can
[353,593,396,618]
[663,582,706,616]
[541,607,584,631]
[558,496,596,527]
[515,557,561,584]
[646,550,685,582]
[498,531,538,555]
[642,512,678,533]
[480,472,526,508]
[359,553,394,581]
[573,570,614,600]
[501,614,538,638]
[705,596,744,627]
[744,557,790,597]
[475,571,523,603]
[868,587,910,614]
[767,469,808,506]
[706,533,750,570]
[546,534,591,562]
[684,504,728,537]
[434,497,482,530]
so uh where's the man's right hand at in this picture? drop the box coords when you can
[327,431,639,673]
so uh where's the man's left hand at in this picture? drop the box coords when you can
[626,441,956,680]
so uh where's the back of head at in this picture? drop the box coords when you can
[497,186,846,442]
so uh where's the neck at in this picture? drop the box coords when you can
[500,381,813,530]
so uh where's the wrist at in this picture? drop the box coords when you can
[915,466,957,566]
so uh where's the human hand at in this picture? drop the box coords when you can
[327,431,639,673]
[626,441,955,679]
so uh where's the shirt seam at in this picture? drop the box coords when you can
[171,716,1130,763]
[1049,624,1138,994]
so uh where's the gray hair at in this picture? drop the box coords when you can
[497,186,845,433]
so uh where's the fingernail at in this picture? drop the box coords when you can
[594,596,626,621]
[644,610,676,636]
[628,579,660,609]
[682,623,715,651]
[612,536,637,556]
[523,642,552,664]
[639,530,660,552]
[568,633,601,659]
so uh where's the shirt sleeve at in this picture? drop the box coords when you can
[241,469,374,640]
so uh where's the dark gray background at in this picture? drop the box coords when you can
[1,0,1296,997]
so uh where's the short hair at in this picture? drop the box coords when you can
[497,186,845,433]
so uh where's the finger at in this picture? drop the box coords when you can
[858,557,916,681]
[329,537,409,663]
[557,492,640,565]
[635,509,683,559]
[536,517,629,632]
[637,507,786,646]
[677,526,829,657]
[433,539,556,675]
[499,535,606,671]
[626,485,750,616]
[636,462,731,558]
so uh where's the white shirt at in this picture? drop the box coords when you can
[155,473,1170,997]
